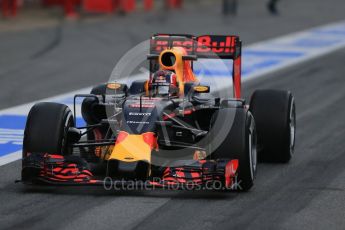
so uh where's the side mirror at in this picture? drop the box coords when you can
[193,85,210,93]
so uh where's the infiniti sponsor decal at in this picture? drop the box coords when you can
[127,121,150,124]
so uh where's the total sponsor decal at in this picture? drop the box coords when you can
[1,20,345,165]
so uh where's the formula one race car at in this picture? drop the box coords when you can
[20,34,296,191]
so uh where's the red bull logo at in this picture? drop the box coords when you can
[152,35,236,54]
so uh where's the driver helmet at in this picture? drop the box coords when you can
[149,70,179,96]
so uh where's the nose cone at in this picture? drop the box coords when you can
[109,131,157,163]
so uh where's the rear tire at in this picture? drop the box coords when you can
[211,108,257,191]
[81,83,128,125]
[250,90,296,163]
[81,84,107,125]
[23,102,74,157]
[128,80,147,95]
[81,84,109,162]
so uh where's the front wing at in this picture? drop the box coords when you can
[20,153,239,189]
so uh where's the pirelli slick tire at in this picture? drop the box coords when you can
[80,84,109,162]
[250,90,296,163]
[91,82,128,96]
[82,83,128,162]
[23,102,74,157]
[128,80,147,95]
[82,83,128,125]
[211,108,257,191]
[81,84,107,125]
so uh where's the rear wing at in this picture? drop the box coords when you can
[149,34,242,98]
[150,34,241,59]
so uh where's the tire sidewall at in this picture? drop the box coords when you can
[23,103,74,157]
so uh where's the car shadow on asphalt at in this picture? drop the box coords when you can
[16,184,242,200]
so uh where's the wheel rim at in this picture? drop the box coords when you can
[289,99,296,155]
[61,112,74,155]
[249,122,257,180]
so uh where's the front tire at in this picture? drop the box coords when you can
[250,90,296,163]
[22,102,74,182]
[211,108,257,191]
[23,102,74,157]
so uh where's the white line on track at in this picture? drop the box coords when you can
[0,151,22,166]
